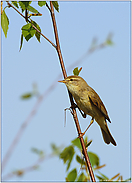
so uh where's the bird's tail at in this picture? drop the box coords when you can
[101,124,117,146]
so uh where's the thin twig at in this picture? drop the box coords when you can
[50,2,95,182]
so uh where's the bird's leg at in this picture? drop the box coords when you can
[77,106,87,118]
[78,117,94,138]
[70,103,86,118]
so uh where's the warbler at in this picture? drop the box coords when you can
[59,75,117,146]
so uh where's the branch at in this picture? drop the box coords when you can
[50,2,95,182]
[6,1,56,48]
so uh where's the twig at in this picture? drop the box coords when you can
[50,2,95,182]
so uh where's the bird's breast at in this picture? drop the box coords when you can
[73,94,94,117]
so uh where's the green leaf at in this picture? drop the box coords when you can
[22,23,32,30]
[19,1,31,12]
[27,5,39,13]
[35,24,41,42]
[88,151,99,167]
[52,1,59,12]
[31,20,41,42]
[60,145,75,171]
[73,67,80,76]
[66,168,77,182]
[71,138,82,150]
[22,23,36,41]
[19,33,23,51]
[1,10,9,38]
[19,1,32,11]
[31,147,44,157]
[76,155,85,165]
[77,172,86,182]
[38,1,46,7]
[11,1,19,8]
[21,93,32,99]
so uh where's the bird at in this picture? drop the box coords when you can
[59,75,117,146]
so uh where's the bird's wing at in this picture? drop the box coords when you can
[88,88,111,123]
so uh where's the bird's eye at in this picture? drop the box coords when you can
[70,79,73,81]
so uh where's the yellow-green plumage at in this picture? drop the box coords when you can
[59,75,116,146]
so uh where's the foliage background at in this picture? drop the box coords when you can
[1,1,131,181]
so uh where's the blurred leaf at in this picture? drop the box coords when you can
[71,138,82,150]
[60,145,75,171]
[31,20,41,42]
[19,33,23,51]
[90,37,98,48]
[13,170,24,176]
[124,178,131,181]
[96,175,105,181]
[31,147,44,157]
[77,172,86,182]
[32,82,39,96]
[52,1,59,12]
[11,1,19,8]
[27,5,39,13]
[106,38,113,45]
[66,168,77,182]
[105,33,114,45]
[88,151,99,167]
[51,143,62,155]
[1,10,9,38]
[22,23,36,41]
[21,93,32,99]
[76,155,85,165]
[38,1,46,7]
[96,171,109,181]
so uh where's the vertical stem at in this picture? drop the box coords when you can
[50,2,96,182]
[50,2,67,79]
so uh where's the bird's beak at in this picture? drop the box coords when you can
[58,79,67,83]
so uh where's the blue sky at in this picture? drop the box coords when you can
[1,1,131,181]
